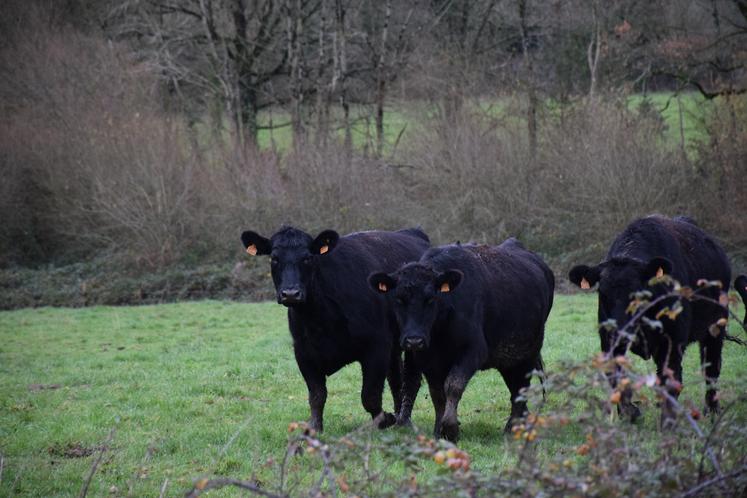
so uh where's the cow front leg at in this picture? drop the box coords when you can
[700,331,723,415]
[439,366,474,442]
[428,380,446,439]
[296,359,327,432]
[605,363,641,423]
[655,341,683,427]
[387,347,404,416]
[397,351,421,427]
[361,356,396,429]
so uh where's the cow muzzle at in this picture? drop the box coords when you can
[278,287,305,305]
[401,335,426,351]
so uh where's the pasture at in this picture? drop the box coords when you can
[1,294,746,497]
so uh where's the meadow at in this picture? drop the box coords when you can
[1,293,746,497]
[251,92,714,153]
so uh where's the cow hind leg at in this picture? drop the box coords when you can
[700,332,723,415]
[499,360,534,433]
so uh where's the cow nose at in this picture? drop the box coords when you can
[403,336,425,351]
[280,288,302,302]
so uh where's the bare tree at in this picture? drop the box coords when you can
[109,0,316,147]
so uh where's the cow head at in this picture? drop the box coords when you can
[569,256,672,355]
[241,226,339,306]
[369,263,463,351]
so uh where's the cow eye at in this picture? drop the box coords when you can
[426,297,435,305]
[302,256,313,265]
[271,257,279,266]
[395,297,405,306]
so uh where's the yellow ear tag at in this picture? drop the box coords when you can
[378,282,387,292]
[246,244,257,256]
[656,267,664,278]
[580,277,590,290]
[440,282,451,293]
[319,245,329,255]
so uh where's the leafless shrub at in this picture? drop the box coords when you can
[401,96,690,261]
[693,96,747,258]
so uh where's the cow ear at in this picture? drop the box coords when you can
[310,230,340,255]
[735,274,747,293]
[368,272,397,294]
[644,257,672,280]
[436,270,463,293]
[569,264,600,289]
[241,231,272,256]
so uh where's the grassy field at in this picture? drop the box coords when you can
[1,294,746,497]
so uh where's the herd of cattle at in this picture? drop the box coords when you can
[241,215,747,442]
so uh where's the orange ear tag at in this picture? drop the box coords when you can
[656,267,664,278]
[440,282,451,293]
[319,245,329,254]
[580,278,590,290]
[246,244,257,256]
[378,282,387,292]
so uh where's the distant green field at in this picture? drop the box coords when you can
[251,92,718,153]
[1,295,746,496]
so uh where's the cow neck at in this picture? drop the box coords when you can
[293,265,344,325]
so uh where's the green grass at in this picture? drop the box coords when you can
[1,295,746,496]
[251,92,728,154]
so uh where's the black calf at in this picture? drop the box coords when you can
[370,238,554,442]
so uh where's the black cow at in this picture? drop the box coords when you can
[736,275,747,325]
[369,238,554,442]
[569,215,731,423]
[241,226,429,431]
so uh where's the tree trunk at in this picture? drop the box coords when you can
[315,0,330,148]
[375,0,392,158]
[333,0,351,154]
[587,0,601,99]
[518,0,537,159]
[231,0,259,148]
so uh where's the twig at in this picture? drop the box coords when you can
[658,389,723,477]
[127,442,156,497]
[0,453,4,487]
[184,477,284,498]
[78,428,115,498]
[678,465,747,498]
[159,478,169,498]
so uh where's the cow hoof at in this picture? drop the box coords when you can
[440,422,460,443]
[395,416,413,429]
[660,412,677,429]
[705,401,720,416]
[375,412,397,429]
[620,402,642,423]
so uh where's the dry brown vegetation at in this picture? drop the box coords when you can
[1,1,746,303]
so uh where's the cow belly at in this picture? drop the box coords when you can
[486,340,540,369]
